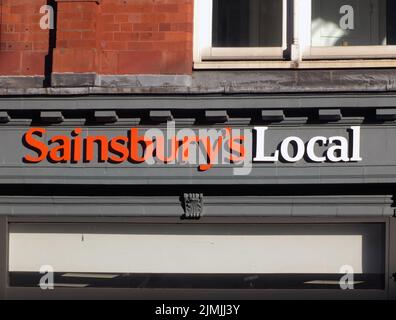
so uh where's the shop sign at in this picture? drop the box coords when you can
[22,124,362,175]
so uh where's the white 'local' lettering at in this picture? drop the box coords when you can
[253,126,362,163]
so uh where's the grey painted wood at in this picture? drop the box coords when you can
[94,111,118,123]
[0,123,393,185]
[0,217,6,300]
[0,195,391,217]
[40,111,64,124]
[3,93,396,111]
[389,218,396,299]
[4,287,387,300]
[318,109,342,121]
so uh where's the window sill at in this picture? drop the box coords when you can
[194,59,396,70]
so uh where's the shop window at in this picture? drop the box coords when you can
[8,223,385,290]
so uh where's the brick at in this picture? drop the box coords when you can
[101,41,128,51]
[117,51,162,74]
[20,32,49,42]
[57,31,82,41]
[120,23,133,32]
[103,23,120,32]
[82,31,96,40]
[171,22,193,32]
[139,32,165,41]
[133,23,158,32]
[100,32,114,41]
[21,51,46,75]
[99,50,118,74]
[140,13,167,23]
[0,0,194,76]
[161,50,191,74]
[114,33,139,41]
[127,41,154,51]
[0,52,21,75]
[5,42,33,51]
[165,31,192,42]
[122,4,153,13]
[66,20,96,30]
[10,5,30,14]
[66,40,96,48]
[53,48,97,73]
[157,4,178,13]
[1,33,20,41]
[58,12,83,20]
[114,15,129,23]
[128,14,142,23]
[100,15,115,23]
[159,23,171,32]
[33,42,49,51]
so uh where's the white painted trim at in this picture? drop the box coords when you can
[202,47,285,61]
[193,0,213,63]
[305,45,396,60]
[194,59,396,70]
[299,0,312,58]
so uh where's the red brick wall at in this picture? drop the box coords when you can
[0,0,193,77]
[53,0,99,73]
[97,0,193,75]
[0,0,49,76]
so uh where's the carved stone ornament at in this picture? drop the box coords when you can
[183,193,203,219]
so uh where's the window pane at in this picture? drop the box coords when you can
[312,0,396,46]
[9,223,385,289]
[212,0,283,47]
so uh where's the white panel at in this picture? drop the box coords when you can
[8,224,373,274]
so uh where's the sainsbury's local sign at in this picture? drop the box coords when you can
[22,124,362,176]
[254,126,362,163]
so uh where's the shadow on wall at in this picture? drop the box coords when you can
[0,0,3,45]
[44,0,57,87]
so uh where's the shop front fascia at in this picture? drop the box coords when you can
[0,92,396,299]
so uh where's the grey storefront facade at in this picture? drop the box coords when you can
[1,70,396,300]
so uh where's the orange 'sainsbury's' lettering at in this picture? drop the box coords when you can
[48,135,71,162]
[86,136,109,162]
[129,128,149,163]
[71,128,83,162]
[109,136,129,163]
[22,127,248,170]
[23,128,49,163]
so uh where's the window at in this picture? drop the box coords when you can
[194,0,287,61]
[9,223,385,290]
[194,0,396,66]
[300,0,396,59]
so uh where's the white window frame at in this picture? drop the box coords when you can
[193,0,288,62]
[298,0,396,59]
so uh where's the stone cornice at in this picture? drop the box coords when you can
[2,69,396,95]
